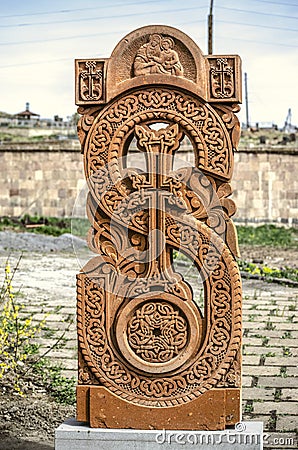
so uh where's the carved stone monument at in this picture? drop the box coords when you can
[75,25,242,431]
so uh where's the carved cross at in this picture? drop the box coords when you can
[210,58,234,99]
[80,61,102,101]
[132,123,191,300]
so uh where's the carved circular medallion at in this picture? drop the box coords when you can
[128,301,187,362]
[115,294,200,374]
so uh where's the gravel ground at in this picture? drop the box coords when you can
[0,395,75,450]
[0,231,88,254]
[0,230,296,268]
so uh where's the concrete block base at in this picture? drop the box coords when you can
[55,419,263,449]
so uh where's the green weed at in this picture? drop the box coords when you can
[237,224,298,247]
[0,257,47,394]
[282,347,292,357]
[265,321,276,331]
[244,401,253,414]
[33,359,75,405]
[281,331,292,339]
[286,315,295,323]
[238,260,298,283]
[0,259,75,404]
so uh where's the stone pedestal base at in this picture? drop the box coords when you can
[55,419,263,450]
[77,386,241,430]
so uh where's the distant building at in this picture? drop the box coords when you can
[0,103,75,136]
[14,102,40,126]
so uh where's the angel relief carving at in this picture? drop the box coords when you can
[133,34,183,77]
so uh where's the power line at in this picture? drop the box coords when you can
[218,5,298,19]
[218,19,298,32]
[0,29,297,68]
[1,0,296,20]
[0,0,169,19]
[251,0,298,6]
[0,57,74,69]
[0,6,206,28]
[219,35,298,48]
[0,20,207,47]
[0,20,207,50]
[0,30,128,46]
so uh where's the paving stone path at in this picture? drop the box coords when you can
[1,249,297,449]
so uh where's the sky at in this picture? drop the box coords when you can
[0,0,297,128]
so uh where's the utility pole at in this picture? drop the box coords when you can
[283,108,292,132]
[244,72,249,129]
[208,0,214,54]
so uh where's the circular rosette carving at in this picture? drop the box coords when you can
[128,302,187,362]
[115,294,200,374]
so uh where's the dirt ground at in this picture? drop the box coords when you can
[0,232,297,449]
[0,394,75,449]
[240,244,298,269]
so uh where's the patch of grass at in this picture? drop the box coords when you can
[237,224,298,247]
[249,304,258,310]
[71,218,90,238]
[33,359,75,405]
[0,215,70,236]
[0,258,48,395]
[274,388,282,401]
[267,411,277,432]
[248,314,256,322]
[0,215,89,238]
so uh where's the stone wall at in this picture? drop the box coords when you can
[0,141,84,218]
[0,141,297,226]
[233,149,297,227]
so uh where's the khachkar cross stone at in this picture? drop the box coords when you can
[75,25,242,430]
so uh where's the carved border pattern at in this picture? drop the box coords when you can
[77,219,241,407]
[83,87,233,180]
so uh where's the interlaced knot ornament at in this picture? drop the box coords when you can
[127,301,188,363]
